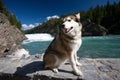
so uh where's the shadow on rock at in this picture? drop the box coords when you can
[58,69,72,74]
[15,61,44,75]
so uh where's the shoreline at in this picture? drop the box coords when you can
[0,54,120,80]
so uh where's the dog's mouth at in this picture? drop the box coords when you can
[64,27,73,33]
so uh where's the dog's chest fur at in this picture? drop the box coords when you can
[53,32,82,57]
[68,38,82,52]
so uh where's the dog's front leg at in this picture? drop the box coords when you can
[69,52,83,76]
[74,52,82,66]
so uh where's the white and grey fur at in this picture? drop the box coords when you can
[43,13,83,76]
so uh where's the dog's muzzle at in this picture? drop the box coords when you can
[64,27,73,33]
[62,24,73,33]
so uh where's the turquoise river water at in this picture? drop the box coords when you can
[22,35,120,58]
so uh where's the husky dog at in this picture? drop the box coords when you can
[43,13,83,76]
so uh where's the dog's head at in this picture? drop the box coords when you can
[60,13,82,36]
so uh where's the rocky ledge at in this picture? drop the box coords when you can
[0,13,26,57]
[0,54,120,80]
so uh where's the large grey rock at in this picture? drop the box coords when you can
[0,13,26,57]
[82,19,108,36]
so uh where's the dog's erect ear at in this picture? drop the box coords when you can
[75,13,80,19]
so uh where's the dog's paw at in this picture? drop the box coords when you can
[76,62,82,66]
[74,70,83,77]
[52,68,58,73]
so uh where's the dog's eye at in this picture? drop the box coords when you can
[68,20,71,22]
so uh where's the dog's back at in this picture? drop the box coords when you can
[43,35,69,69]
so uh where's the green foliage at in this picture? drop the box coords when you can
[0,0,22,30]
[8,14,22,30]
